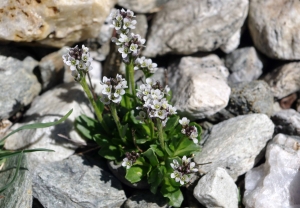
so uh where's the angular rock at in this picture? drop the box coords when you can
[0,0,116,47]
[143,0,248,57]
[248,0,300,60]
[168,55,231,119]
[272,109,300,136]
[264,62,300,99]
[4,82,93,168]
[33,155,126,208]
[243,134,300,208]
[117,0,171,13]
[0,55,41,119]
[193,167,239,208]
[220,29,241,54]
[0,155,32,208]
[225,47,263,84]
[194,114,274,181]
[227,81,274,117]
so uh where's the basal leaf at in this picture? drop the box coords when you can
[164,115,179,132]
[143,148,159,166]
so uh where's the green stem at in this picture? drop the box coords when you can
[80,76,109,134]
[124,62,131,109]
[110,103,126,144]
[149,119,155,140]
[126,59,137,105]
[156,119,165,149]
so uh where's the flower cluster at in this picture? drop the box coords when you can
[100,74,128,104]
[136,78,176,126]
[179,117,199,144]
[134,56,158,74]
[170,156,198,185]
[62,45,92,81]
[121,151,140,169]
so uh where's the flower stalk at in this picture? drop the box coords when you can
[156,118,165,149]
[110,103,126,144]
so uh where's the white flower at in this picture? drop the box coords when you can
[145,78,153,85]
[129,43,138,54]
[162,117,169,127]
[102,76,110,84]
[118,33,131,44]
[109,94,122,103]
[122,158,132,169]
[182,156,190,165]
[126,9,135,18]
[123,18,137,30]
[118,46,129,58]
[170,159,180,170]
[114,84,126,97]
[82,45,89,53]
[81,52,92,63]
[168,106,177,115]
[171,170,182,183]
[179,117,190,126]
[100,95,110,105]
[151,100,161,110]
[112,20,122,30]
[189,162,198,173]
[102,84,112,95]
[109,9,119,20]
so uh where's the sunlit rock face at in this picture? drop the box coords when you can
[0,0,116,47]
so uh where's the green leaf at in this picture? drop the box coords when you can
[121,123,128,138]
[173,138,199,157]
[0,148,54,160]
[143,148,159,166]
[148,166,164,194]
[0,109,73,145]
[165,144,174,157]
[164,115,179,131]
[150,145,164,158]
[75,115,100,140]
[125,165,149,183]
[98,145,121,160]
[162,188,183,207]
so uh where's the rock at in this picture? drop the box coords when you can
[279,93,297,109]
[168,55,231,120]
[4,82,93,169]
[225,47,263,84]
[227,81,274,117]
[264,62,300,99]
[143,0,248,57]
[248,0,300,60]
[272,109,300,136]
[0,154,32,208]
[0,119,12,138]
[117,0,171,13]
[220,29,241,54]
[193,167,239,208]
[243,134,300,208]
[33,155,126,208]
[0,0,116,47]
[123,190,170,208]
[0,55,41,120]
[194,114,275,181]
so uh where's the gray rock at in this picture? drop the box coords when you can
[0,154,32,208]
[264,62,300,99]
[194,114,274,181]
[0,55,41,120]
[272,109,300,136]
[248,0,300,60]
[123,190,170,208]
[117,0,171,13]
[243,134,300,208]
[132,14,148,39]
[225,47,263,84]
[32,155,126,208]
[220,29,241,54]
[0,119,12,138]
[143,0,248,57]
[168,55,231,120]
[193,167,239,208]
[4,82,93,169]
[227,81,274,117]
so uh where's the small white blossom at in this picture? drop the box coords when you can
[122,158,132,169]
[118,46,129,58]
[100,95,110,105]
[179,117,190,126]
[123,18,137,30]
[129,43,138,54]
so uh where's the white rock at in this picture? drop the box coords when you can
[194,167,239,208]
[243,134,300,208]
[194,114,274,181]
[4,82,93,168]
[117,0,170,13]
[143,0,248,57]
[248,0,300,60]
[220,29,241,54]
[264,62,300,99]
[168,55,230,119]
[0,0,116,47]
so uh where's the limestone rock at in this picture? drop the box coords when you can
[0,155,32,208]
[194,114,274,181]
[264,62,300,99]
[227,81,274,117]
[243,134,300,208]
[117,0,171,13]
[225,47,263,84]
[0,55,41,119]
[168,55,231,120]
[4,82,93,168]
[272,109,300,136]
[193,167,239,208]
[248,0,300,60]
[143,0,248,57]
[220,29,241,54]
[33,155,126,208]
[0,0,116,47]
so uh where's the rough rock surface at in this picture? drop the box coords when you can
[0,0,116,47]
[264,62,300,99]
[193,167,239,208]
[248,0,300,60]
[225,47,263,84]
[168,55,231,119]
[143,0,248,57]
[243,134,300,208]
[118,0,171,13]
[194,114,274,181]
[4,82,93,168]
[33,155,126,208]
[272,109,300,136]
[0,155,32,208]
[0,55,41,119]
[220,29,241,54]
[227,81,274,117]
